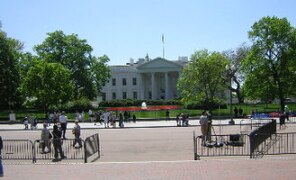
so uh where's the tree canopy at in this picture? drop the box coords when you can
[0,30,23,109]
[243,16,296,110]
[21,60,74,110]
[177,50,229,110]
[34,30,110,99]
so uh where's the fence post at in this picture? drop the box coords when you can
[193,131,199,160]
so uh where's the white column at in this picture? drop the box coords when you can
[165,72,169,99]
[151,72,156,100]
[139,73,144,99]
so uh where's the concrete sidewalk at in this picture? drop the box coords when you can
[0,118,291,131]
[3,157,296,180]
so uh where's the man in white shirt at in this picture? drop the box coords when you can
[59,111,68,139]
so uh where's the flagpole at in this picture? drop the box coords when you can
[162,34,165,59]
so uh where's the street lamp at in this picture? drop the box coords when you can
[226,65,234,125]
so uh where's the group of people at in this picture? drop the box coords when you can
[233,107,244,118]
[175,113,189,127]
[40,111,82,161]
[99,110,137,128]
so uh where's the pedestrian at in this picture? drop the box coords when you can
[166,110,170,120]
[59,111,68,139]
[238,108,243,118]
[132,114,136,123]
[234,107,238,118]
[0,135,4,177]
[119,112,124,128]
[182,113,188,126]
[176,113,181,126]
[72,120,82,149]
[94,111,99,125]
[102,111,110,128]
[40,123,52,154]
[199,111,208,146]
[284,105,290,121]
[206,111,212,142]
[52,125,65,161]
[23,115,29,130]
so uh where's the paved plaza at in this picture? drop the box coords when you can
[1,119,296,179]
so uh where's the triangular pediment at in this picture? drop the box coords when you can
[137,57,183,72]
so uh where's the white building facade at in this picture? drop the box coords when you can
[101,57,188,101]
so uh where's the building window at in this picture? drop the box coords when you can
[122,78,127,86]
[132,78,137,85]
[112,92,116,99]
[123,92,127,99]
[133,92,137,99]
[112,78,116,86]
[102,93,106,101]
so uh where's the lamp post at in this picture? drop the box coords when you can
[226,65,234,125]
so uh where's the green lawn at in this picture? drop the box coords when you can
[1,103,295,122]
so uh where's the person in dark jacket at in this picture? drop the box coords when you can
[52,125,66,161]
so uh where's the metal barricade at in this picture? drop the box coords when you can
[2,139,34,162]
[2,133,100,164]
[193,132,250,160]
[84,133,100,163]
[33,138,85,163]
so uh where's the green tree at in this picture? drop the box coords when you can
[34,30,110,99]
[177,50,229,110]
[223,43,250,103]
[21,60,74,110]
[243,16,296,110]
[90,55,111,94]
[0,29,23,109]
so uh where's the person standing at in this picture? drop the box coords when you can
[199,111,208,146]
[40,123,52,153]
[102,111,110,128]
[52,125,65,161]
[119,112,124,128]
[0,136,4,177]
[72,120,82,148]
[284,105,290,121]
[59,111,68,139]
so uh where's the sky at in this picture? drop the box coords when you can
[1,0,296,65]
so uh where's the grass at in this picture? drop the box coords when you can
[1,103,295,122]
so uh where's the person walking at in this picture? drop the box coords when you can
[72,120,82,148]
[0,136,4,177]
[52,125,65,161]
[59,111,68,139]
[40,123,52,153]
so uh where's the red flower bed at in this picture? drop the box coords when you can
[106,105,181,111]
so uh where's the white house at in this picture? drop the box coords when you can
[101,56,188,101]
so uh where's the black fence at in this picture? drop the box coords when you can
[2,133,100,164]
[249,120,277,158]
[193,120,296,159]
[193,132,250,160]
[250,132,296,158]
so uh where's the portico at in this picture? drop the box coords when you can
[137,58,183,100]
